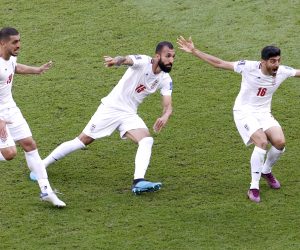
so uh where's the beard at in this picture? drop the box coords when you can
[158,59,172,73]
[268,66,278,76]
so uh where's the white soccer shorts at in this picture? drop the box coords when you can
[83,104,148,139]
[233,111,281,146]
[0,107,32,148]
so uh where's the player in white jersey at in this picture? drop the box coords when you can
[35,41,175,195]
[177,36,300,203]
[0,27,65,207]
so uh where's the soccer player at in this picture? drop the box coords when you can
[177,36,300,203]
[0,27,65,207]
[32,41,175,194]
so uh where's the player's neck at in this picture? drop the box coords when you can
[0,49,11,61]
[151,58,162,74]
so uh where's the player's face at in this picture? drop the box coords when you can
[2,35,21,57]
[157,46,175,73]
[262,56,281,76]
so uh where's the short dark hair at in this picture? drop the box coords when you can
[0,27,19,41]
[261,45,281,60]
[155,41,174,53]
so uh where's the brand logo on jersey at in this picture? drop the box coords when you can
[169,81,173,90]
[135,84,146,93]
[244,124,249,131]
[238,60,246,65]
[150,80,159,89]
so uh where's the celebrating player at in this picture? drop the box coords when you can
[0,27,65,207]
[177,36,300,203]
[31,41,175,194]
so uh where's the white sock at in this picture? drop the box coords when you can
[262,146,285,174]
[134,137,153,180]
[43,137,85,167]
[0,151,6,161]
[250,146,266,190]
[25,149,53,193]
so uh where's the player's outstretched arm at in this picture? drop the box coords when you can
[153,95,172,133]
[104,56,134,67]
[15,61,52,74]
[295,69,300,77]
[177,36,234,71]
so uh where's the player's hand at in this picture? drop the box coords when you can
[177,36,195,53]
[103,56,115,67]
[39,61,52,74]
[153,117,168,133]
[0,119,11,141]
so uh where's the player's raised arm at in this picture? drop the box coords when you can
[104,55,134,67]
[177,36,234,71]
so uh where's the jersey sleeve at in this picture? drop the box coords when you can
[128,55,150,69]
[160,75,173,96]
[233,60,247,74]
[280,65,297,77]
[12,56,17,72]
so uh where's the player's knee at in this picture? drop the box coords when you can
[258,139,268,150]
[273,139,285,150]
[24,140,37,152]
[2,147,17,160]
[78,134,93,146]
[18,137,37,152]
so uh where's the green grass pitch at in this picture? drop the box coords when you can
[0,0,299,249]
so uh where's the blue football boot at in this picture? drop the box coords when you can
[131,179,162,195]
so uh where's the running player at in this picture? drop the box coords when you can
[177,36,300,202]
[0,27,65,207]
[32,41,175,195]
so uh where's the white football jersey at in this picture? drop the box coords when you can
[0,56,17,111]
[233,60,296,112]
[101,55,173,113]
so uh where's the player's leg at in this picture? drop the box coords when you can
[9,107,65,207]
[246,129,268,202]
[120,114,161,194]
[43,134,91,167]
[261,126,285,189]
[43,104,116,167]
[0,147,17,160]
[0,124,17,160]
[234,112,267,202]
[125,128,153,179]
[126,129,161,194]
[18,136,66,207]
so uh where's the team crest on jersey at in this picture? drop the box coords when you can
[244,124,249,131]
[134,55,142,60]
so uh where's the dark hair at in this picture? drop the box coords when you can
[0,27,19,41]
[155,41,174,53]
[261,45,281,60]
